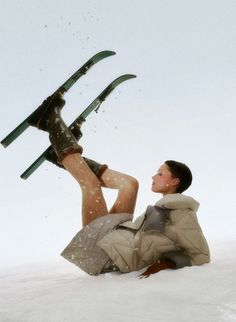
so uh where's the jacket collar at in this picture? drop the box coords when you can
[155,193,199,212]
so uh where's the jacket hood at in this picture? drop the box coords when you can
[155,193,199,212]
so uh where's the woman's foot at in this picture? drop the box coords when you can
[29,91,65,131]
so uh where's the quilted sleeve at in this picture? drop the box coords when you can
[166,209,210,265]
[161,251,192,268]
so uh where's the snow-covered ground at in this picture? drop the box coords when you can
[0,240,235,322]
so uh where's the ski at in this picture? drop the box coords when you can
[20,74,136,180]
[1,50,116,148]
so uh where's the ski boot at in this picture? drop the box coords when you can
[45,116,108,179]
[29,91,82,163]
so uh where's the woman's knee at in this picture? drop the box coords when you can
[122,175,139,194]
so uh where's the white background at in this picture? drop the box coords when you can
[1,0,236,267]
[1,2,236,322]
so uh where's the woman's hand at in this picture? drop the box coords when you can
[139,259,176,278]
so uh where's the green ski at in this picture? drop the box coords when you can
[21,74,136,180]
[1,50,115,148]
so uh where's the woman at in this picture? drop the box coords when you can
[30,91,210,277]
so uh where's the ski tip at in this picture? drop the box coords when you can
[128,74,137,79]
[1,140,7,148]
[116,74,137,81]
[91,50,116,62]
[100,50,116,56]
[20,173,27,180]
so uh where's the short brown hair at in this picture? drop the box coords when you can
[165,160,192,193]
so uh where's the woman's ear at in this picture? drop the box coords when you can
[172,177,180,187]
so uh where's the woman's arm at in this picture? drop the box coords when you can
[139,251,192,278]
[139,259,176,278]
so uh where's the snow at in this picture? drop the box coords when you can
[0,240,235,322]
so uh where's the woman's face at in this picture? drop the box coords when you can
[151,164,179,195]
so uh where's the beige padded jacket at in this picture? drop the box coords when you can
[97,193,210,273]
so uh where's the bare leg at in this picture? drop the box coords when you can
[62,154,138,225]
[62,153,109,227]
[100,169,139,215]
